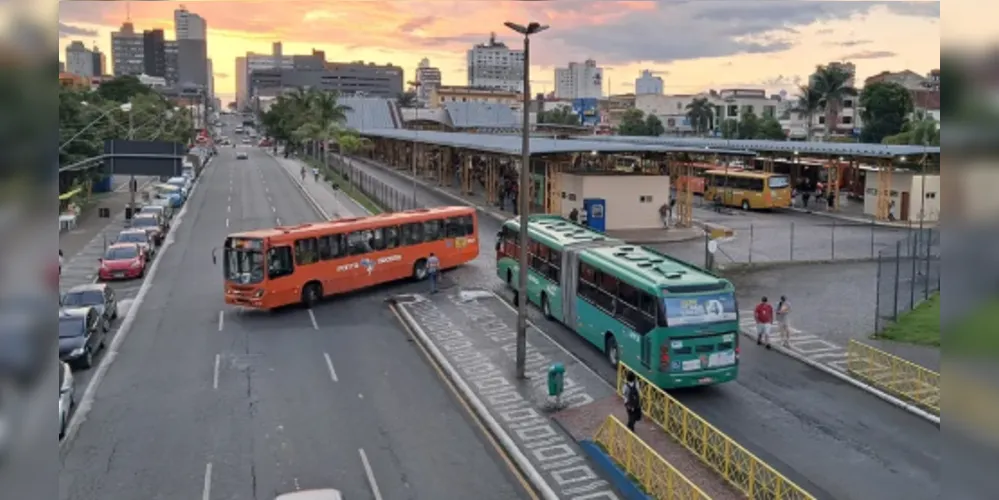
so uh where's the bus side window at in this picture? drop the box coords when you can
[317,235,332,260]
[578,262,597,302]
[405,222,424,245]
[593,270,617,313]
[424,219,442,242]
[445,217,463,238]
[294,237,318,265]
[547,249,561,282]
[462,215,475,236]
[384,226,400,249]
[370,228,386,251]
[347,231,370,255]
[267,246,294,279]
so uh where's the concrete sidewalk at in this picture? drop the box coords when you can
[391,289,623,500]
[267,151,370,218]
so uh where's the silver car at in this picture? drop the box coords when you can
[59,362,75,438]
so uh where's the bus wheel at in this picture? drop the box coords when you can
[741,199,750,210]
[605,335,619,366]
[413,259,428,281]
[506,269,513,286]
[301,282,322,308]
[541,294,553,320]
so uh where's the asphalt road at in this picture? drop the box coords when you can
[346,157,950,500]
[59,147,528,500]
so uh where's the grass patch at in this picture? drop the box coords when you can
[877,293,940,347]
[305,158,383,215]
[947,297,999,357]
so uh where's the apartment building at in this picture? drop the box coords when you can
[65,41,94,77]
[635,70,664,95]
[142,29,166,77]
[466,33,524,92]
[635,89,779,133]
[554,59,603,99]
[414,58,442,104]
[111,22,144,76]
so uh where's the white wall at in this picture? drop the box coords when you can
[558,173,671,230]
[863,171,940,222]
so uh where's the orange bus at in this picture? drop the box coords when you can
[220,206,479,309]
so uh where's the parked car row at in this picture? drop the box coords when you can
[55,167,198,439]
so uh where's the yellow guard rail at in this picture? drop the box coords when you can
[846,339,940,415]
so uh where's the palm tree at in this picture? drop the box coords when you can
[335,131,372,187]
[811,65,858,139]
[791,85,823,141]
[685,97,714,135]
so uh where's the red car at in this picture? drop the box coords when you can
[98,243,148,281]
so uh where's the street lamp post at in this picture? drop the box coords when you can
[505,20,549,379]
[407,80,422,209]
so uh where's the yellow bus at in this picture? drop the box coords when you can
[704,170,792,210]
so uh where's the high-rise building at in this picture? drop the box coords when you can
[65,41,94,77]
[248,61,403,100]
[414,58,441,104]
[236,43,295,111]
[635,70,664,95]
[142,29,166,77]
[466,33,524,92]
[111,22,144,76]
[164,41,179,84]
[175,6,209,90]
[207,58,214,98]
[174,5,207,40]
[554,59,603,99]
[91,46,106,76]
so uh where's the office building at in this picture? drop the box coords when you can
[554,59,603,99]
[635,70,664,95]
[175,6,209,90]
[142,29,166,77]
[91,47,107,76]
[249,61,403,100]
[414,58,442,104]
[466,33,524,92]
[207,58,214,99]
[236,43,296,111]
[111,21,144,76]
[164,41,179,84]
[64,41,94,77]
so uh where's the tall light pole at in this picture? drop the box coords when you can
[505,20,549,379]
[407,80,422,209]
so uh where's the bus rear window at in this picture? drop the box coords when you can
[768,176,790,189]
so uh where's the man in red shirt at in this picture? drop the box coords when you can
[754,296,773,349]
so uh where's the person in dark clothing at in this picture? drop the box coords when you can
[623,371,642,432]
[568,208,579,223]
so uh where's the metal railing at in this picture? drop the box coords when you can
[846,340,940,414]
[326,156,419,212]
[874,228,941,332]
[616,363,816,500]
[593,415,712,500]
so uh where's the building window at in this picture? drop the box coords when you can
[843,100,854,108]
[818,116,826,125]
[639,195,654,203]
[841,116,853,125]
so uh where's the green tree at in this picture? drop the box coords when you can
[397,91,418,108]
[811,65,858,138]
[718,119,739,139]
[685,97,714,135]
[644,114,665,136]
[859,81,914,143]
[756,115,786,140]
[791,84,823,141]
[616,108,648,136]
[538,107,580,126]
[736,108,760,139]
[882,111,939,146]
[95,75,154,103]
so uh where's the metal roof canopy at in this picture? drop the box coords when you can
[580,135,940,159]
[358,128,755,156]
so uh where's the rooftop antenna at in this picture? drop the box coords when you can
[126,1,131,21]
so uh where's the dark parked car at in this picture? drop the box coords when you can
[129,213,165,245]
[60,283,117,331]
[58,307,106,370]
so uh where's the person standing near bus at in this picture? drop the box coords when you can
[623,371,642,432]
[776,295,791,347]
[754,296,773,349]
[427,252,440,294]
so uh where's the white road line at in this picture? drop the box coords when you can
[218,310,224,331]
[358,449,383,500]
[202,462,212,500]
[225,218,229,227]
[228,195,231,203]
[308,309,319,330]
[213,354,220,389]
[271,206,276,212]
[227,205,231,213]
[276,217,282,225]
[323,352,339,382]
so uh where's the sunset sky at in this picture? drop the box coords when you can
[58,1,940,104]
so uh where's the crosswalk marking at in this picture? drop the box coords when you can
[739,311,850,373]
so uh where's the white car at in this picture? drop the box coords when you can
[59,362,75,439]
[237,152,249,160]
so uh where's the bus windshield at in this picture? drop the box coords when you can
[768,176,791,189]
[662,292,738,326]
[224,248,265,284]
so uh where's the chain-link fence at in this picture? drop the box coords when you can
[706,220,914,266]
[326,155,419,213]
[874,228,941,332]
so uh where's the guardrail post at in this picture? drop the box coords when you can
[870,220,876,258]
[892,240,901,322]
[874,251,883,333]
[789,221,794,261]
[749,223,754,264]
[909,232,918,309]
[748,457,756,497]
[830,219,836,260]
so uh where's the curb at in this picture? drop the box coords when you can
[736,329,941,426]
[578,440,651,500]
[269,150,373,218]
[390,297,561,500]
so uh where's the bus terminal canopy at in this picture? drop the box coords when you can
[578,135,940,159]
[356,128,756,157]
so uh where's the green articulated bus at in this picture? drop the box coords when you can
[495,214,740,389]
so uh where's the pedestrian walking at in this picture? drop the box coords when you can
[568,207,579,223]
[427,252,440,294]
[776,295,791,347]
[623,371,642,432]
[754,296,773,349]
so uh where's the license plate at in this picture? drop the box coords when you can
[698,377,714,385]
[114,272,124,278]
